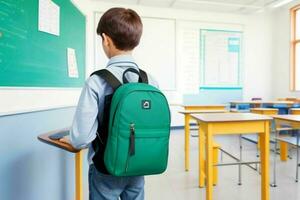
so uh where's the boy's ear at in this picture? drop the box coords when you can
[102,33,109,46]
[102,33,116,49]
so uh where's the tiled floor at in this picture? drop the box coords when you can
[145,129,300,200]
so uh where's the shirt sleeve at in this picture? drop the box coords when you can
[70,77,100,149]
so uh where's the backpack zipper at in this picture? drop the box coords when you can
[125,123,135,172]
[129,123,135,156]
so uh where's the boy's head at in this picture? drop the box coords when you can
[97,8,143,58]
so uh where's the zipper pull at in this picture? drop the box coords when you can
[129,123,135,156]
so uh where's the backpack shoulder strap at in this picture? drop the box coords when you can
[91,69,121,91]
[139,69,148,84]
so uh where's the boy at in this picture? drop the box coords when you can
[69,7,158,200]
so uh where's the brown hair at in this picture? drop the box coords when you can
[97,8,143,51]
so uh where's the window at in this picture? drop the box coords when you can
[291,5,300,90]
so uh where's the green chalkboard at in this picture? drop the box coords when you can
[0,0,86,87]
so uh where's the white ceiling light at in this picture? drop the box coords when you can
[272,0,295,8]
[176,0,262,9]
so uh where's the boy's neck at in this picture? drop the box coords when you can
[109,50,132,58]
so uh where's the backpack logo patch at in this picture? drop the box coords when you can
[142,100,151,109]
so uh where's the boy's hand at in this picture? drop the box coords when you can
[59,136,71,144]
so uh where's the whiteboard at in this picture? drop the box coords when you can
[94,12,176,91]
[176,20,244,94]
[200,29,243,88]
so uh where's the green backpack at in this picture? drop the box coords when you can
[91,68,171,176]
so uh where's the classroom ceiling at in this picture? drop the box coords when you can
[93,0,284,14]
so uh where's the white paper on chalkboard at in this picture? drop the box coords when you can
[67,48,79,78]
[38,0,60,36]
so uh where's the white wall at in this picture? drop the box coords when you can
[242,14,273,100]
[0,89,79,115]
[271,0,300,99]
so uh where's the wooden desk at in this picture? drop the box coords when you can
[251,108,279,115]
[181,104,227,111]
[38,129,83,200]
[272,111,300,161]
[191,113,271,200]
[272,115,300,184]
[285,97,298,101]
[263,101,295,108]
[272,115,300,138]
[264,100,295,105]
[291,108,300,114]
[250,108,278,149]
[179,110,227,171]
[273,115,300,123]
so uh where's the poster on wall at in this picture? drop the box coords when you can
[200,29,243,88]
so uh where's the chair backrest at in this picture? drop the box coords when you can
[286,97,297,101]
[237,104,250,110]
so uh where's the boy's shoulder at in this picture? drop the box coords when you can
[87,68,119,86]
[84,72,107,92]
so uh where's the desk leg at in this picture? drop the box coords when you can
[205,124,213,200]
[280,141,288,161]
[257,135,261,150]
[75,151,83,200]
[199,122,205,188]
[185,114,191,171]
[260,121,270,200]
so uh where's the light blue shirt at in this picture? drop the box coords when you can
[70,54,158,164]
